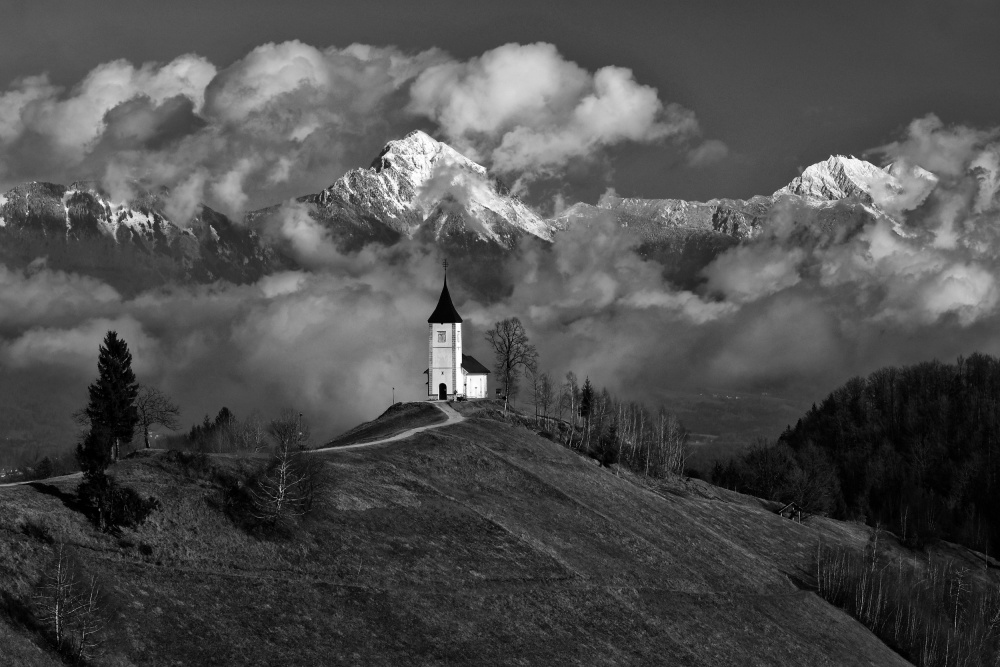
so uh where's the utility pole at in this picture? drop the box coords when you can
[392,387,395,405]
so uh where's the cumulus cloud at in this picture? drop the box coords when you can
[874,114,999,179]
[686,139,730,168]
[6,110,1000,455]
[5,46,1000,459]
[0,40,701,220]
[408,42,702,178]
[703,245,804,303]
[0,55,215,169]
[0,42,447,218]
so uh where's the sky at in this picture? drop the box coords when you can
[2,0,1000,453]
[2,0,999,203]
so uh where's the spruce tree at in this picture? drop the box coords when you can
[580,377,594,451]
[580,377,594,419]
[79,331,139,468]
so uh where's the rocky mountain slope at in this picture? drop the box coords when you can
[571,154,929,243]
[549,155,937,288]
[0,132,943,297]
[0,181,287,295]
[0,131,554,296]
[249,130,552,253]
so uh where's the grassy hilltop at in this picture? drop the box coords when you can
[0,401,967,665]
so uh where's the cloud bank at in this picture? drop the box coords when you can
[0,38,997,458]
[409,42,700,178]
[0,40,708,219]
[6,111,1000,454]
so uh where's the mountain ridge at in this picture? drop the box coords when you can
[0,131,944,295]
[0,180,288,294]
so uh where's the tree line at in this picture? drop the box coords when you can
[484,317,689,479]
[815,530,1000,666]
[713,353,1000,556]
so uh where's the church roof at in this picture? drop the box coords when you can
[427,277,463,323]
[461,354,490,375]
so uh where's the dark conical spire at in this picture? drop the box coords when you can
[428,260,462,323]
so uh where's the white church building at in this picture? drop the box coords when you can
[424,268,490,400]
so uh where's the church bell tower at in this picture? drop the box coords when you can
[427,260,463,400]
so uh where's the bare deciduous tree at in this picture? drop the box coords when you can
[34,538,109,661]
[561,372,579,447]
[528,367,543,423]
[35,539,76,648]
[234,410,268,452]
[484,317,538,413]
[249,410,315,527]
[135,385,181,449]
[270,409,310,452]
[249,446,306,527]
[539,372,555,430]
[656,409,689,476]
[73,575,107,661]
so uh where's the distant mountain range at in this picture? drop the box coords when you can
[0,181,287,293]
[0,130,938,294]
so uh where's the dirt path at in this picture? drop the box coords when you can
[0,403,464,489]
[0,471,82,489]
[310,401,464,453]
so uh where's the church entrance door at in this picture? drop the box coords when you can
[438,383,447,400]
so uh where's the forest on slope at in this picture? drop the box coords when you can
[714,353,1000,556]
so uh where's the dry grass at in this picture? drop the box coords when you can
[0,414,970,665]
[323,401,446,447]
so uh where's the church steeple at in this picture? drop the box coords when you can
[425,259,487,400]
[427,260,463,324]
[427,259,463,400]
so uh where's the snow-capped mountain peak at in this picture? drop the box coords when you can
[306,130,553,246]
[371,130,486,184]
[0,180,285,293]
[775,155,896,204]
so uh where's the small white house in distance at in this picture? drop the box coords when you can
[424,266,490,400]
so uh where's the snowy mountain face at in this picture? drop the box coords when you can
[561,157,911,245]
[775,155,893,204]
[0,181,287,294]
[252,130,553,252]
[544,155,941,290]
[0,130,947,297]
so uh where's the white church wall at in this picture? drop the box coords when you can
[455,326,462,392]
[431,347,452,368]
[429,323,461,398]
[430,366,451,397]
[463,373,487,399]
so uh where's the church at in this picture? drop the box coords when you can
[424,264,490,400]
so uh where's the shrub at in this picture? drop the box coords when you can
[77,473,160,534]
[33,457,54,480]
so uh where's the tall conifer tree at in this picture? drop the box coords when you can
[580,377,594,451]
[79,331,139,468]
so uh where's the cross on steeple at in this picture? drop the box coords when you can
[442,258,449,275]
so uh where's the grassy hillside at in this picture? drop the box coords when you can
[324,401,447,447]
[0,407,944,665]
